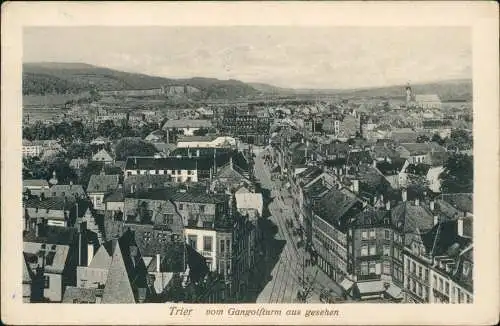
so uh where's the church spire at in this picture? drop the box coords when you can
[49,170,58,186]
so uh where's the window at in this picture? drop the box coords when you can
[369,261,376,274]
[188,170,193,175]
[186,177,192,183]
[433,275,437,288]
[187,235,197,248]
[361,231,368,240]
[200,205,205,212]
[418,283,422,297]
[445,281,449,295]
[44,276,50,288]
[439,278,444,292]
[165,214,174,224]
[418,266,422,278]
[203,236,213,252]
[466,294,472,303]
[361,245,368,256]
[412,280,416,293]
[424,269,429,281]
[369,229,376,239]
[179,203,184,210]
[220,240,225,253]
[384,230,391,240]
[361,262,368,275]
[383,261,391,274]
[383,245,390,256]
[411,262,416,273]
[457,289,462,303]
[177,170,181,175]
[226,239,231,252]
[369,245,376,256]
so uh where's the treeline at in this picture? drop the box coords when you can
[23,72,91,95]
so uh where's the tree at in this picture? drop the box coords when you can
[45,156,78,184]
[416,135,430,143]
[114,138,158,161]
[439,154,473,193]
[66,142,93,159]
[446,128,472,151]
[193,128,209,136]
[431,133,445,145]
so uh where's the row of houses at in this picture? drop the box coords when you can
[266,126,473,303]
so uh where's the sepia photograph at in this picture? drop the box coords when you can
[2,2,499,325]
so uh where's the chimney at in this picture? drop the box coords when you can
[457,218,464,237]
[36,221,42,237]
[78,222,88,266]
[434,215,440,226]
[197,149,200,157]
[401,188,407,202]
[156,253,161,273]
[87,244,94,266]
[415,198,420,206]
[372,160,377,168]
[386,201,391,211]
[430,200,435,211]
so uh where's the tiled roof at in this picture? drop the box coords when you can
[24,179,50,188]
[177,135,217,143]
[313,188,362,231]
[420,220,471,257]
[92,149,113,161]
[439,193,473,214]
[62,287,98,303]
[353,208,392,227]
[24,196,76,211]
[152,142,177,153]
[103,189,125,203]
[49,184,86,198]
[23,242,70,274]
[376,159,407,175]
[163,119,212,129]
[23,253,35,282]
[87,174,120,193]
[399,142,446,156]
[125,156,213,171]
[391,201,434,235]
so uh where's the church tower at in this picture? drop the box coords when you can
[405,82,413,105]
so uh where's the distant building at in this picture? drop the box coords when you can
[415,94,442,109]
[162,119,213,141]
[22,139,42,158]
[87,173,120,211]
[92,149,114,165]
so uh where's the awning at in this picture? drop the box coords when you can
[340,278,354,291]
[357,280,385,294]
[385,283,403,299]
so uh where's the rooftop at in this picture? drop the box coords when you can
[163,119,212,129]
[87,174,120,193]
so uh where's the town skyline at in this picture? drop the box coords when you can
[23,26,472,90]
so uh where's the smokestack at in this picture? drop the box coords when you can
[434,215,440,226]
[156,253,161,273]
[78,221,87,266]
[402,188,407,202]
[457,218,464,237]
[430,200,435,211]
[386,201,391,211]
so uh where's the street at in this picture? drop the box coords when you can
[252,148,345,303]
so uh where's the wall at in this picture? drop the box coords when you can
[44,273,63,302]
[184,228,218,271]
[106,201,124,212]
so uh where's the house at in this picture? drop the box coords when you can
[346,206,404,302]
[122,174,173,194]
[395,142,446,164]
[415,94,442,109]
[92,149,114,164]
[23,253,45,302]
[90,136,111,146]
[403,216,473,304]
[234,187,263,219]
[211,158,252,194]
[87,173,120,211]
[162,119,213,141]
[124,154,236,183]
[103,189,125,215]
[151,142,177,156]
[177,136,237,149]
[69,158,89,170]
[23,179,50,197]
[23,221,96,302]
[375,159,409,190]
[68,230,152,303]
[24,196,92,229]
[311,188,364,283]
[22,139,43,158]
[44,183,87,200]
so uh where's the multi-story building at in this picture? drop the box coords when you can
[86,173,120,211]
[22,139,43,158]
[217,107,271,145]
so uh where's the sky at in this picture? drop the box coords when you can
[23,26,472,89]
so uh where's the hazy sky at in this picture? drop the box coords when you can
[23,26,472,89]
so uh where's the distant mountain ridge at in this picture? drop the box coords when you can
[23,62,472,102]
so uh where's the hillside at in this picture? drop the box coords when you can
[23,62,259,100]
[23,62,472,102]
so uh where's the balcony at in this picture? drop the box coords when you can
[200,250,213,258]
